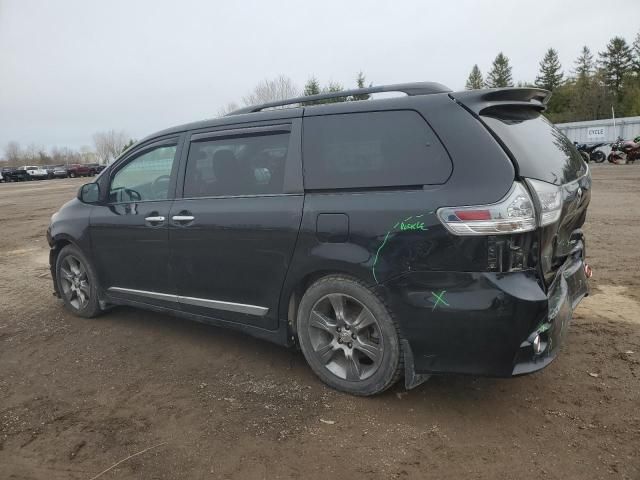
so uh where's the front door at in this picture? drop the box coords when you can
[90,137,181,308]
[169,122,304,329]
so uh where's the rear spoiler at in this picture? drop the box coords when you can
[450,88,551,115]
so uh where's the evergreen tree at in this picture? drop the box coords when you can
[598,36,633,99]
[322,81,347,103]
[302,77,321,106]
[121,139,136,154]
[574,46,594,81]
[465,65,483,90]
[303,77,321,97]
[632,32,640,74]
[351,71,371,101]
[485,53,513,88]
[535,48,563,91]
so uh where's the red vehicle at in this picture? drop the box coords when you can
[608,136,640,164]
[66,164,93,178]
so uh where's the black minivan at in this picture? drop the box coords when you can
[47,83,591,395]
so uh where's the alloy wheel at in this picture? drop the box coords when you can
[59,255,90,310]
[307,293,384,381]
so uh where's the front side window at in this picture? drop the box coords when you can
[109,145,177,203]
[183,132,290,198]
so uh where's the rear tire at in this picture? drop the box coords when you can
[297,275,403,396]
[55,245,102,318]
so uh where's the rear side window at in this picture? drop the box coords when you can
[183,132,290,198]
[303,111,451,189]
[482,110,586,185]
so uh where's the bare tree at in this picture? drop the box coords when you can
[4,141,21,164]
[217,101,240,117]
[92,134,110,165]
[79,145,97,164]
[93,130,130,164]
[23,143,44,165]
[242,75,299,107]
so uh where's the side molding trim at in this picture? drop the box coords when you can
[107,287,269,317]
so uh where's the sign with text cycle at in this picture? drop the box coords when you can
[586,127,607,140]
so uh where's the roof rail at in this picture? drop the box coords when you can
[227,82,451,115]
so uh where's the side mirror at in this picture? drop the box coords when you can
[78,183,100,203]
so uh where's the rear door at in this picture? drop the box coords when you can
[169,120,304,329]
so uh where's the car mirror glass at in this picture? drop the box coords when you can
[78,183,100,203]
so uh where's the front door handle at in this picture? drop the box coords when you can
[145,215,166,226]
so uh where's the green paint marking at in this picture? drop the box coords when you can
[431,290,449,311]
[372,230,392,283]
[399,221,427,231]
[536,322,552,334]
[371,212,434,283]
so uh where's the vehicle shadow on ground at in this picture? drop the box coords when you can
[101,305,522,409]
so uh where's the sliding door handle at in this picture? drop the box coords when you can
[172,215,195,224]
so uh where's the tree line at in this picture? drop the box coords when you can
[2,130,135,167]
[7,32,638,165]
[465,31,640,123]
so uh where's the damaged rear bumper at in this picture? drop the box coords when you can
[512,245,589,375]
[379,244,589,384]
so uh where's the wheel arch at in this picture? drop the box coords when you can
[49,234,92,293]
[281,267,376,344]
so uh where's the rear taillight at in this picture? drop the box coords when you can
[526,178,562,226]
[437,182,536,235]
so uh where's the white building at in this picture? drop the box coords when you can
[556,116,640,145]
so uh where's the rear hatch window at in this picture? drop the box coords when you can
[480,108,590,285]
[481,109,586,185]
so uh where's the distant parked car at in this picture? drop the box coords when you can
[2,167,30,181]
[43,165,64,179]
[21,165,49,180]
[86,163,106,176]
[66,164,92,178]
[53,165,69,178]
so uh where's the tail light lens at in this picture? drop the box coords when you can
[527,178,562,226]
[437,182,536,235]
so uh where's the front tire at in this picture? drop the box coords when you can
[592,150,606,163]
[297,275,403,396]
[55,245,102,318]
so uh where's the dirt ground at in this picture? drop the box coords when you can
[0,166,639,480]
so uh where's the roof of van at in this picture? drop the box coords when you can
[136,84,550,147]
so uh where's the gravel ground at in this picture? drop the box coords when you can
[0,166,639,479]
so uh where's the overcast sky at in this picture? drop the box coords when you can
[1,0,639,151]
